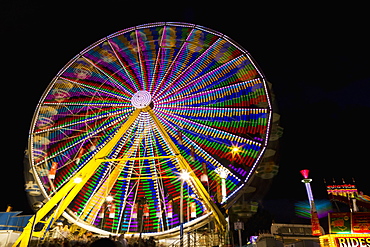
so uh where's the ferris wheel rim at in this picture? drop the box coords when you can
[27,22,273,235]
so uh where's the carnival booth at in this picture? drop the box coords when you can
[319,211,370,247]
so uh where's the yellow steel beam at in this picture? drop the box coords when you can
[97,155,177,162]
[79,159,125,224]
[118,176,179,180]
[14,104,226,246]
[80,132,145,224]
[13,109,141,247]
[146,108,227,232]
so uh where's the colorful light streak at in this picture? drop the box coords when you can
[28,22,272,234]
[295,200,333,219]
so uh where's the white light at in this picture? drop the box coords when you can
[74,177,83,183]
[215,167,229,178]
[219,170,227,179]
[180,170,190,181]
[106,195,114,202]
[131,91,152,109]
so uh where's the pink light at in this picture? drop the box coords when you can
[300,169,310,179]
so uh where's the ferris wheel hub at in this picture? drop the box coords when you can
[131,91,152,109]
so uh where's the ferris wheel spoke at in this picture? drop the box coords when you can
[106,112,197,231]
[159,55,258,103]
[156,108,259,147]
[35,107,133,144]
[154,34,222,101]
[81,162,124,224]
[108,32,146,91]
[156,36,250,102]
[115,170,136,233]
[71,131,144,224]
[155,113,245,190]
[135,30,161,92]
[76,166,110,222]
[42,80,129,110]
[157,106,269,138]
[159,78,267,111]
[148,48,162,94]
[180,131,243,183]
[58,57,133,100]
[148,25,180,94]
[155,109,263,169]
[103,149,143,231]
[37,104,132,126]
[147,130,181,226]
[151,26,195,96]
[82,40,139,95]
[35,110,134,172]
[43,77,131,107]
[106,39,142,93]
[81,55,136,96]
[133,29,154,91]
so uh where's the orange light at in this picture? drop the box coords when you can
[231,146,240,153]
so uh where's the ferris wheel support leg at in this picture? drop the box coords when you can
[146,108,227,232]
[12,216,34,247]
[13,109,142,247]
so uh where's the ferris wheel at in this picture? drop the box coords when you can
[23,22,272,241]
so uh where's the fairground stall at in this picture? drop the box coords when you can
[319,188,370,247]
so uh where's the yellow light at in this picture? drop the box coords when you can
[319,234,370,247]
[232,147,240,153]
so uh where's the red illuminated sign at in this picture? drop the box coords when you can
[352,212,370,234]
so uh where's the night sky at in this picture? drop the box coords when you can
[1,2,369,227]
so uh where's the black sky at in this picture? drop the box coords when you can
[1,2,369,222]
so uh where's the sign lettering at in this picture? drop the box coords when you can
[336,237,370,247]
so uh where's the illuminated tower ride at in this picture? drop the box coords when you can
[19,22,275,246]
[300,169,323,236]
